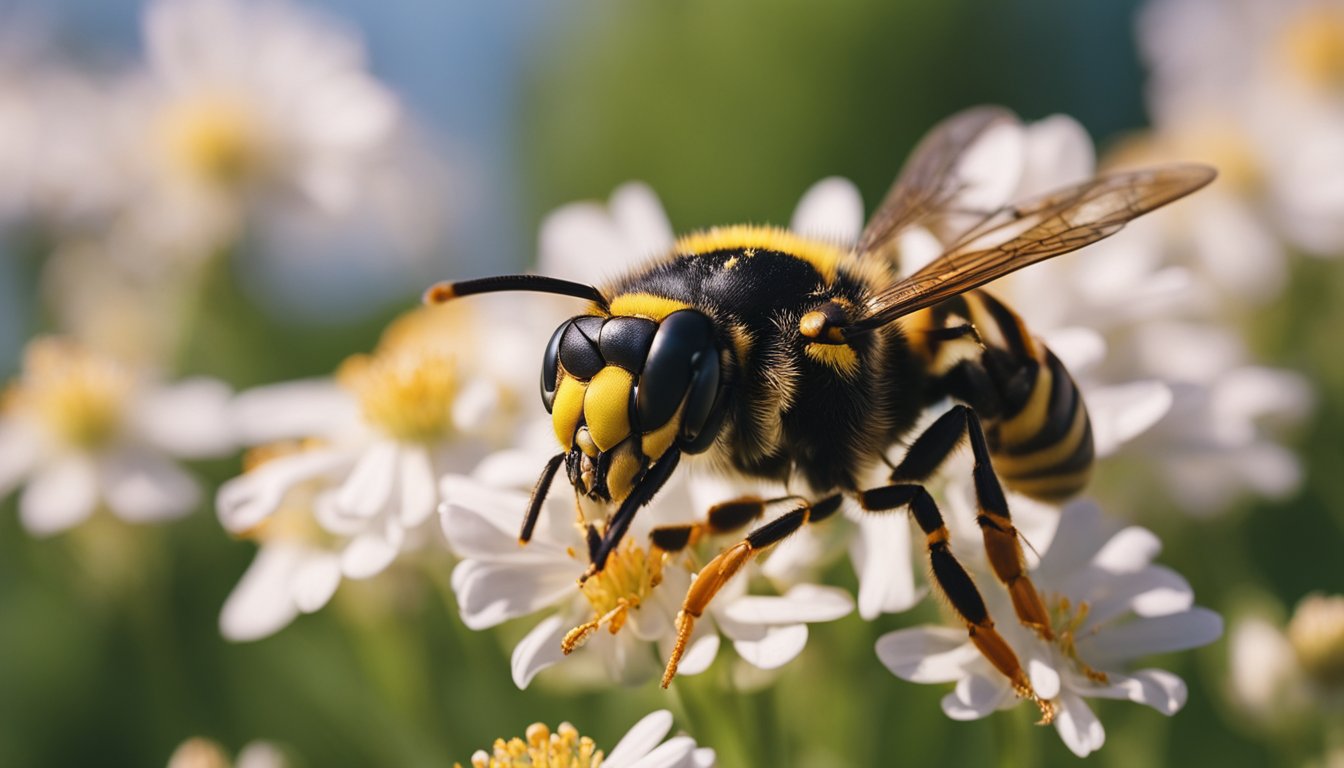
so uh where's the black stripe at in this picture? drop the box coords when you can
[1006,420,1095,480]
[1000,350,1079,456]
[976,292,1031,359]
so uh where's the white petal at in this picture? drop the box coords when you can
[789,177,864,243]
[895,227,943,276]
[691,748,716,768]
[1228,617,1297,714]
[1040,327,1106,374]
[101,449,201,523]
[291,552,342,613]
[1093,526,1161,573]
[336,440,398,518]
[1080,607,1224,666]
[235,742,286,768]
[1053,692,1105,757]
[673,633,720,678]
[451,559,577,629]
[627,737,696,768]
[397,444,437,527]
[131,377,236,458]
[605,710,674,767]
[19,455,98,536]
[875,626,980,684]
[610,182,676,258]
[217,447,351,533]
[851,512,921,619]
[511,614,568,689]
[1032,499,1107,583]
[1027,654,1061,700]
[220,544,304,642]
[0,422,38,499]
[1088,381,1173,457]
[955,120,1026,214]
[1018,114,1095,197]
[730,623,808,669]
[451,377,503,435]
[1088,668,1187,715]
[230,378,360,444]
[941,673,1008,721]
[721,584,852,625]
[340,528,402,579]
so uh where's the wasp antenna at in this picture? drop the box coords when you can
[422,274,609,309]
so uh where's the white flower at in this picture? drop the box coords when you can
[462,710,714,768]
[168,737,286,768]
[875,499,1223,757]
[1139,0,1344,258]
[217,305,518,616]
[0,336,234,536]
[440,424,852,689]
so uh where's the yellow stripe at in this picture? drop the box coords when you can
[552,375,586,448]
[997,362,1053,446]
[1006,468,1091,502]
[606,441,643,503]
[641,402,683,460]
[675,225,845,281]
[804,342,860,378]
[991,404,1088,477]
[607,293,692,321]
[584,367,635,451]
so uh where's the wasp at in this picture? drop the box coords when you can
[426,106,1213,715]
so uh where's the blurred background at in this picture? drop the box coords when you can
[1,0,1342,766]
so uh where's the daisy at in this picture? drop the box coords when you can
[217,303,523,637]
[458,710,714,768]
[875,498,1223,757]
[440,430,853,689]
[0,336,234,536]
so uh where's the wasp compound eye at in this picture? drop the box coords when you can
[558,315,605,380]
[636,309,717,431]
[599,316,657,373]
[540,320,568,412]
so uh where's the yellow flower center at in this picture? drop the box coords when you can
[562,537,665,653]
[1047,594,1109,684]
[459,722,604,768]
[1280,7,1344,90]
[160,94,266,187]
[3,337,132,450]
[1287,593,1344,690]
[234,441,333,545]
[338,348,459,443]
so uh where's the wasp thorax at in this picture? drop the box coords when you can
[540,308,724,502]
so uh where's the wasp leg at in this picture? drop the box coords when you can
[648,494,803,553]
[519,453,566,544]
[890,404,1052,639]
[860,482,1054,723]
[661,493,842,687]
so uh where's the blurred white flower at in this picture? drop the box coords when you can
[167,737,286,768]
[876,499,1222,757]
[440,429,853,689]
[0,336,234,536]
[1139,0,1344,258]
[461,710,714,768]
[218,305,519,601]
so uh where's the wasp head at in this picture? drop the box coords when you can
[540,308,727,503]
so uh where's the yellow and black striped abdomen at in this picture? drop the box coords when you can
[901,290,1094,502]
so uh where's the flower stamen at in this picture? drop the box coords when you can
[460,721,604,768]
[4,337,133,450]
[1049,594,1109,684]
[562,537,664,654]
[338,348,459,442]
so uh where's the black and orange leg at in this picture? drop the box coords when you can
[647,494,803,554]
[889,404,1052,638]
[860,482,1054,723]
[660,493,843,687]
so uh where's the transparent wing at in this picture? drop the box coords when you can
[852,164,1217,331]
[857,106,1024,263]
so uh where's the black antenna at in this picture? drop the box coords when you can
[423,274,609,310]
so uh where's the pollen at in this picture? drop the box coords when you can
[1047,594,1109,684]
[458,721,604,768]
[338,347,459,443]
[562,537,665,653]
[3,337,133,450]
[159,94,266,187]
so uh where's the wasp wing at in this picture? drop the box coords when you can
[857,106,1024,265]
[852,164,1216,331]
